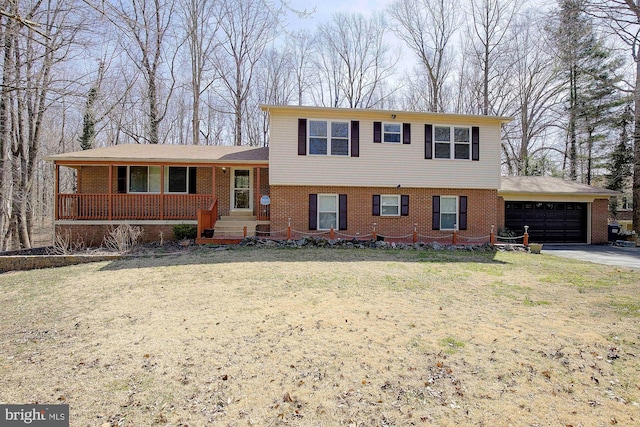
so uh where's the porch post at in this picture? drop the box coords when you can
[108,165,113,221]
[256,166,261,217]
[160,164,165,220]
[212,165,216,205]
[54,163,59,220]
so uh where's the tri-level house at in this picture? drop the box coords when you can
[47,105,616,246]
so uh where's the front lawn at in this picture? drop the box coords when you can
[1,248,638,426]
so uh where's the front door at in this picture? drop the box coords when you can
[231,168,252,211]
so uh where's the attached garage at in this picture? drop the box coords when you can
[499,176,618,245]
[505,201,587,243]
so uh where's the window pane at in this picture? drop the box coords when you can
[441,213,457,230]
[441,196,456,213]
[384,133,401,143]
[454,144,470,159]
[318,212,337,230]
[384,123,401,133]
[454,127,469,142]
[331,122,348,138]
[149,166,161,192]
[331,138,349,155]
[168,167,187,192]
[234,170,250,189]
[129,166,148,192]
[309,120,327,137]
[435,143,450,159]
[435,126,450,141]
[382,205,399,216]
[309,137,327,155]
[319,195,337,211]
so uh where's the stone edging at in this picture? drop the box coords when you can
[0,254,124,273]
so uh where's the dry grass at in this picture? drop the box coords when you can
[0,247,639,426]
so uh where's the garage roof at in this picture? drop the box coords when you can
[499,176,619,198]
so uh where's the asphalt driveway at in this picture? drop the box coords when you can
[541,244,640,270]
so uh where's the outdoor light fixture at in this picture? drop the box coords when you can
[391,114,397,119]
[222,167,226,173]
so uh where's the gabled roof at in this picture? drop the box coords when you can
[499,176,619,197]
[45,144,269,164]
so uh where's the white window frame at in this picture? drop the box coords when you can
[381,195,400,216]
[621,195,632,211]
[440,196,458,230]
[308,120,350,156]
[317,194,339,230]
[383,122,402,143]
[164,166,193,194]
[434,126,471,160]
[128,165,161,193]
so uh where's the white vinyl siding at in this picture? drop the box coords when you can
[268,110,503,189]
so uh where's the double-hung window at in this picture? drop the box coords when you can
[383,123,402,143]
[434,126,471,160]
[309,120,349,156]
[381,195,400,216]
[318,194,338,230]
[440,196,458,230]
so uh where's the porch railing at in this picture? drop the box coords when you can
[57,194,214,221]
[197,198,218,239]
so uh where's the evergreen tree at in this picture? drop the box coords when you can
[551,0,624,182]
[79,86,97,150]
[606,104,634,216]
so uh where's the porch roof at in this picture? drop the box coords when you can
[46,144,269,165]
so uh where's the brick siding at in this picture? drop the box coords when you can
[591,199,609,244]
[270,186,498,242]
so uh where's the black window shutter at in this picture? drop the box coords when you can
[188,167,197,194]
[351,121,360,157]
[309,194,317,230]
[425,124,433,159]
[373,121,382,143]
[401,195,409,216]
[339,194,348,230]
[403,123,411,144]
[459,196,468,230]
[117,166,127,193]
[372,195,380,216]
[472,126,479,161]
[298,119,307,156]
[432,195,440,230]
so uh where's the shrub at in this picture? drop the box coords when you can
[103,223,143,253]
[173,224,197,240]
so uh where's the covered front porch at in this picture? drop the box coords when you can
[47,144,270,244]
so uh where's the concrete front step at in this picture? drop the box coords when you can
[214,221,257,237]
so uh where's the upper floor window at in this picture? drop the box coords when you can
[621,195,633,211]
[309,120,349,156]
[434,126,471,160]
[383,123,402,143]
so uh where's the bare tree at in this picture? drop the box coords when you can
[1,0,84,249]
[389,0,459,112]
[316,12,398,109]
[95,0,177,145]
[465,0,519,115]
[209,0,281,146]
[179,0,218,145]
[501,10,564,176]
[286,29,316,106]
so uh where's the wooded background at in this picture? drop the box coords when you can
[0,0,638,250]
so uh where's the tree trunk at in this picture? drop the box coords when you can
[633,49,640,232]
